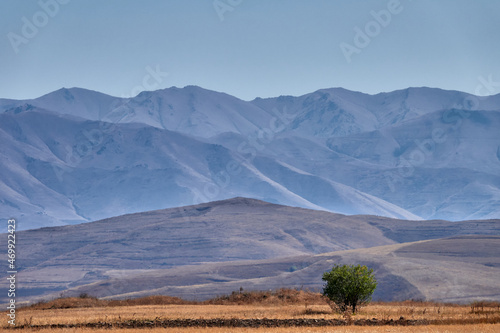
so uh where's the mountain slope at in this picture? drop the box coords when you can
[325,109,500,220]
[0,107,420,229]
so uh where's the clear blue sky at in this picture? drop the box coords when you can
[1,0,500,100]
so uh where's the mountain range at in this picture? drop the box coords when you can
[1,86,500,229]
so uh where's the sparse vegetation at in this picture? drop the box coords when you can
[470,300,500,314]
[322,264,377,314]
[205,288,322,305]
[27,295,192,310]
[5,289,498,332]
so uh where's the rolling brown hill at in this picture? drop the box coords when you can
[1,198,499,304]
[56,235,500,304]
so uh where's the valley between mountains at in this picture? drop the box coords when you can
[1,198,499,305]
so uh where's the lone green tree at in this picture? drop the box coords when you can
[322,264,377,314]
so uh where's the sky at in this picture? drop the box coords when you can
[1,0,500,101]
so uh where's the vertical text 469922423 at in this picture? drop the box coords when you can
[6,219,17,326]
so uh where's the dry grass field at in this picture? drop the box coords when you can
[3,290,500,332]
[5,326,500,333]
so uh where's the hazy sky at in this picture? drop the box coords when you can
[1,0,500,100]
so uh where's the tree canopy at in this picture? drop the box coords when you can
[322,264,377,314]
